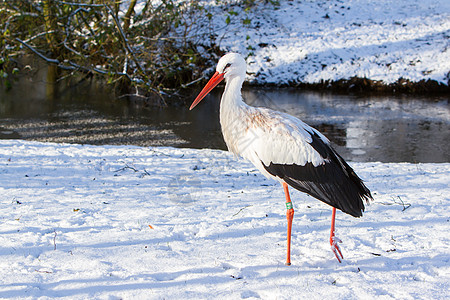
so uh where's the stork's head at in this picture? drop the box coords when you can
[216,53,246,80]
[189,53,246,110]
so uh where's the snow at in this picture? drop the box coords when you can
[118,0,450,85]
[194,0,450,85]
[1,140,449,299]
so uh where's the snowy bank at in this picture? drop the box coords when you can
[1,140,449,299]
[195,0,450,88]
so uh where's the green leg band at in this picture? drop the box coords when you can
[286,202,293,210]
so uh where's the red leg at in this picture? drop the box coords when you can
[282,182,294,266]
[330,207,343,262]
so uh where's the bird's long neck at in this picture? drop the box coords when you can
[220,75,246,111]
[219,75,249,155]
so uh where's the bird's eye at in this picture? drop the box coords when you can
[223,63,232,72]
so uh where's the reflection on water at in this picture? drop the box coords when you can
[241,88,449,163]
[0,62,449,163]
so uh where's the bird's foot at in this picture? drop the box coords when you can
[330,236,343,263]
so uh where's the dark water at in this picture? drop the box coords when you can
[1,63,449,163]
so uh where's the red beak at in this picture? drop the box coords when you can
[189,71,224,110]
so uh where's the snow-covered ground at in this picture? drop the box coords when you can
[192,0,450,86]
[1,2,449,298]
[1,140,449,299]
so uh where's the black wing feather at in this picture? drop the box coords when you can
[262,132,372,217]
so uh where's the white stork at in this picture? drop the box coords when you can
[190,53,372,265]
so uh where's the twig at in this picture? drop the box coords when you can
[122,0,137,32]
[378,196,411,211]
[104,5,146,79]
[56,1,105,7]
[181,75,205,88]
[67,61,131,80]
[15,38,59,64]
[35,269,53,273]
[233,205,252,217]
[396,196,411,211]
[23,30,57,44]
[104,5,165,104]
[16,38,132,79]
[53,229,57,250]
[149,149,172,157]
[114,165,139,173]
[117,93,149,100]
[63,7,90,58]
[139,169,151,178]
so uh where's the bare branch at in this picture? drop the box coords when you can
[23,30,57,44]
[181,75,205,88]
[105,5,151,85]
[16,38,59,64]
[123,0,137,32]
[4,0,215,101]
[15,38,132,80]
[56,1,105,8]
